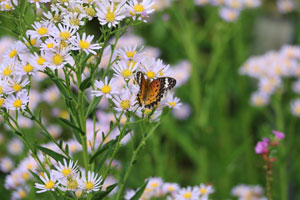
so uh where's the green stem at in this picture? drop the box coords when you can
[115,122,160,200]
[273,93,287,200]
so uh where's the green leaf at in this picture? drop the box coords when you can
[94,149,111,173]
[80,77,91,91]
[89,139,117,164]
[85,96,102,118]
[37,146,67,163]
[130,181,149,200]
[59,117,84,136]
[29,170,41,182]
[92,183,118,200]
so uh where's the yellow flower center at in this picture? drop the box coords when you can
[146,71,155,79]
[37,57,46,65]
[0,98,4,107]
[53,14,61,22]
[200,188,207,194]
[144,108,152,116]
[27,163,33,170]
[52,54,64,65]
[67,179,78,190]
[126,51,135,58]
[5,4,12,10]
[9,49,17,58]
[37,27,48,35]
[295,106,300,115]
[18,190,27,198]
[23,64,34,72]
[79,40,90,49]
[101,85,111,94]
[60,31,71,40]
[151,183,158,188]
[45,180,55,189]
[13,99,22,108]
[168,186,175,192]
[22,172,30,180]
[85,181,94,190]
[86,7,96,17]
[168,102,176,107]
[70,18,79,26]
[183,192,192,199]
[0,86,3,94]
[3,66,13,76]
[120,100,130,110]
[121,69,132,78]
[62,167,72,176]
[13,84,22,92]
[134,3,145,12]
[105,10,116,23]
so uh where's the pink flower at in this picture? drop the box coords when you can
[255,140,269,154]
[272,130,285,140]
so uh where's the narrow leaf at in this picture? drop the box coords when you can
[37,146,67,163]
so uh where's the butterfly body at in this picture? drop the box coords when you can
[136,71,176,108]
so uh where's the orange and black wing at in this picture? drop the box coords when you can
[144,77,176,108]
[136,71,147,106]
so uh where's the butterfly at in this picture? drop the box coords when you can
[135,71,176,108]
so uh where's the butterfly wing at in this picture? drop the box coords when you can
[136,71,147,106]
[144,77,176,108]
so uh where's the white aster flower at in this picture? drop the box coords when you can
[0,64,15,79]
[96,0,126,28]
[199,184,214,199]
[113,61,138,80]
[219,7,240,22]
[2,42,23,64]
[291,99,300,117]
[29,52,48,71]
[26,21,54,39]
[117,45,143,62]
[92,77,119,98]
[58,172,80,191]
[0,157,14,173]
[250,91,269,107]
[45,48,73,70]
[51,23,77,42]
[79,171,102,193]
[42,86,60,103]
[112,88,136,112]
[162,182,180,195]
[8,76,30,94]
[35,172,57,193]
[127,0,155,21]
[7,138,24,155]
[53,159,79,180]
[71,33,101,55]
[62,12,85,29]
[5,90,29,110]
[16,61,41,76]
[0,78,10,95]
[163,92,182,109]
[175,186,200,200]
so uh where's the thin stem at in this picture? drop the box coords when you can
[115,122,161,200]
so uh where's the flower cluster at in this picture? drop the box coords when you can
[0,0,158,112]
[194,0,297,22]
[194,0,261,22]
[240,45,300,116]
[231,184,267,200]
[255,130,285,156]
[124,177,214,200]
